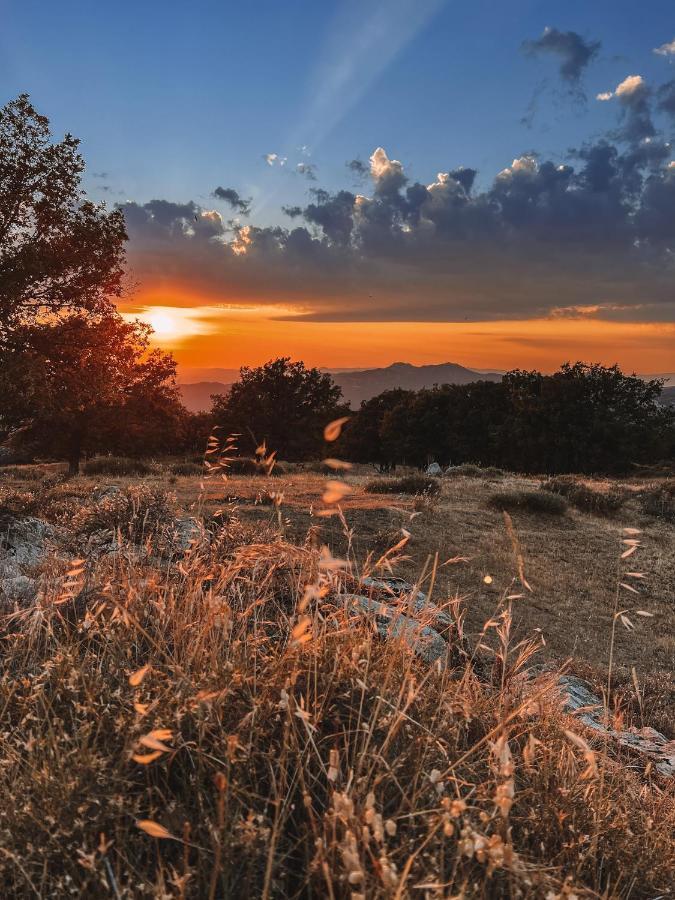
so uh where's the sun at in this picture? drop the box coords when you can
[147,310,179,337]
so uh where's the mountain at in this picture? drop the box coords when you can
[661,385,675,406]
[179,381,230,412]
[332,362,502,408]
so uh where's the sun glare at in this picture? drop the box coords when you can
[147,311,178,336]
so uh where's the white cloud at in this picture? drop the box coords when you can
[615,74,646,98]
[264,153,287,167]
[369,147,404,182]
[654,39,675,57]
[596,91,613,101]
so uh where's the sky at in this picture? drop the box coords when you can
[3,0,675,374]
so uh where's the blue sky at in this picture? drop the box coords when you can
[3,0,675,372]
[3,0,674,216]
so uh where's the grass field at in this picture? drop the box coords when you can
[0,461,673,897]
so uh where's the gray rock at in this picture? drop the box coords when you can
[0,574,37,604]
[342,593,448,665]
[558,675,674,777]
[360,576,454,628]
[0,516,61,568]
[170,516,206,553]
[426,462,442,476]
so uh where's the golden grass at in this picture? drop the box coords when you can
[0,465,673,897]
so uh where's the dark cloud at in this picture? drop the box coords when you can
[119,135,675,325]
[212,186,251,215]
[522,27,600,86]
[296,162,318,181]
[657,79,675,120]
[612,75,656,144]
[347,158,369,177]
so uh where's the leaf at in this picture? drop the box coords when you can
[136,820,176,840]
[620,582,640,594]
[129,665,151,687]
[132,751,163,765]
[564,729,591,752]
[323,417,350,442]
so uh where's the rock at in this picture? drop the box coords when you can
[360,576,454,629]
[558,675,674,777]
[170,516,206,553]
[0,574,37,605]
[342,593,448,665]
[0,516,61,568]
[426,462,442,476]
[91,484,123,502]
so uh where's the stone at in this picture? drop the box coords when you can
[360,576,454,629]
[558,675,674,777]
[170,516,206,553]
[0,516,61,568]
[426,462,442,476]
[342,593,448,665]
[0,574,37,605]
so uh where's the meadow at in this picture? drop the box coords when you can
[0,459,673,897]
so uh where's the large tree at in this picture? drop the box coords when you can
[0,94,127,331]
[0,314,185,473]
[212,357,345,460]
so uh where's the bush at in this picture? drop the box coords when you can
[365,475,441,495]
[169,461,203,477]
[71,485,175,538]
[640,479,675,522]
[541,475,625,516]
[445,464,505,479]
[224,457,286,476]
[83,456,155,477]
[0,465,43,481]
[488,490,568,515]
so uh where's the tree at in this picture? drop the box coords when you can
[0,314,185,473]
[0,94,127,332]
[338,389,412,471]
[211,358,345,460]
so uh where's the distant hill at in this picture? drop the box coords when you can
[332,362,502,408]
[179,381,231,412]
[661,385,675,406]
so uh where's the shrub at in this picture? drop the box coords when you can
[445,463,506,479]
[83,456,155,477]
[70,485,175,538]
[169,461,203,477]
[541,476,625,516]
[488,490,568,515]
[0,465,43,481]
[640,479,675,522]
[365,475,441,495]
[223,457,286,476]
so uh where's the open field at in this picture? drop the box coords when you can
[1,462,674,896]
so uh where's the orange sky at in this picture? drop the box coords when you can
[120,292,675,376]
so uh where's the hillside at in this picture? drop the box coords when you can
[178,381,231,412]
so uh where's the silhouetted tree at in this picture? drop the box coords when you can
[212,357,345,460]
[338,389,412,470]
[0,94,126,332]
[0,314,184,473]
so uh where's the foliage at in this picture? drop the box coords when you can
[640,479,675,522]
[0,314,185,473]
[84,456,157,477]
[168,461,203,477]
[446,463,506,478]
[541,475,626,516]
[488,490,568,515]
[0,94,126,332]
[343,363,674,475]
[364,474,441,495]
[212,358,345,461]
[70,484,175,538]
[0,522,673,896]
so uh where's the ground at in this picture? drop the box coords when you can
[1,460,673,897]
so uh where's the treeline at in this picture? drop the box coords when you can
[338,363,675,475]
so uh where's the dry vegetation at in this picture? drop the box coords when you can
[0,459,674,898]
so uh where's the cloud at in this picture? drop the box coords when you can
[522,27,600,86]
[296,162,317,181]
[347,158,369,177]
[264,153,287,167]
[212,187,251,215]
[654,39,675,57]
[657,79,675,119]
[597,75,656,144]
[118,135,675,328]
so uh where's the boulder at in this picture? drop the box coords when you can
[0,574,37,605]
[0,516,62,568]
[426,462,442,476]
[360,576,454,629]
[342,593,448,665]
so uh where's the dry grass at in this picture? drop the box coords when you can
[0,463,674,897]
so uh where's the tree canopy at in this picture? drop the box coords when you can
[212,357,345,460]
[0,94,127,332]
[0,314,185,473]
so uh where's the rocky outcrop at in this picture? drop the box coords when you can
[426,462,442,476]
